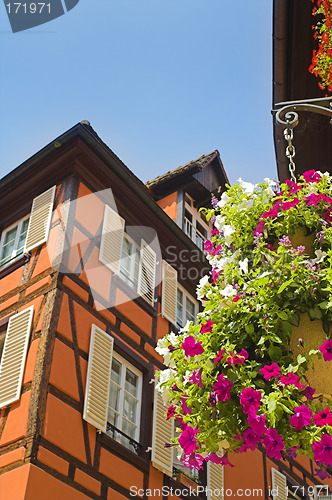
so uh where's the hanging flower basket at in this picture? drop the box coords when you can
[156,170,332,479]
[309,0,332,92]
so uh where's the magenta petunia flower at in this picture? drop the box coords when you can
[239,388,262,414]
[254,219,266,235]
[227,349,248,365]
[233,295,241,302]
[181,397,192,415]
[259,362,280,380]
[214,348,225,364]
[206,452,235,467]
[319,339,332,361]
[314,467,331,480]
[303,169,321,183]
[201,319,215,334]
[281,197,300,211]
[314,407,332,427]
[242,427,260,451]
[285,179,303,192]
[182,336,204,357]
[286,445,300,459]
[178,425,200,455]
[213,374,233,402]
[180,453,204,470]
[247,413,267,437]
[280,372,305,389]
[300,385,316,400]
[312,434,332,467]
[289,405,312,431]
[263,428,284,460]
[212,268,220,284]
[166,405,176,420]
[189,369,204,388]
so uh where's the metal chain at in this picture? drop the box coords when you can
[283,124,296,182]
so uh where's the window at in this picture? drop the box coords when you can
[119,233,140,291]
[176,286,198,329]
[0,216,29,268]
[107,353,142,452]
[183,194,210,251]
[0,325,6,361]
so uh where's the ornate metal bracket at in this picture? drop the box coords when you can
[272,96,332,128]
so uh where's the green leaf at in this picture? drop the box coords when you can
[268,393,278,413]
[254,379,266,389]
[277,311,289,321]
[308,308,323,320]
[297,354,307,364]
[290,313,300,326]
[323,318,330,335]
[318,301,329,310]
[277,278,293,294]
[245,323,254,335]
[268,345,282,361]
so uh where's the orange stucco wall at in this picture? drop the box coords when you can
[157,192,178,220]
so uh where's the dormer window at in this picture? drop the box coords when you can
[184,194,210,251]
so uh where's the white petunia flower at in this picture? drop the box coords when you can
[221,284,237,297]
[223,225,235,246]
[237,199,250,211]
[313,250,327,263]
[239,257,248,274]
[238,178,255,195]
[217,192,232,208]
[215,215,226,231]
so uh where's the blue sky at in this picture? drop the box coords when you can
[0,0,276,186]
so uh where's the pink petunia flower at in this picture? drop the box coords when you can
[312,434,332,467]
[227,349,248,365]
[247,413,267,437]
[280,372,305,389]
[303,169,322,183]
[178,425,200,455]
[189,369,204,388]
[166,405,176,420]
[300,385,316,400]
[180,453,205,470]
[213,374,233,402]
[214,348,225,364]
[201,319,215,334]
[289,405,312,431]
[263,428,284,460]
[181,397,192,415]
[182,336,204,357]
[239,388,262,414]
[314,407,332,427]
[319,339,332,361]
[259,362,280,380]
[206,452,235,467]
[281,197,300,211]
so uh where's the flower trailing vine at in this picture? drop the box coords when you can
[309,0,332,92]
[156,170,332,478]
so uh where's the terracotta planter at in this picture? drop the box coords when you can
[289,313,332,397]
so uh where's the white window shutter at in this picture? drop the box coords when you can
[207,459,224,500]
[151,387,174,477]
[0,306,34,408]
[83,325,113,433]
[24,185,56,253]
[138,240,156,306]
[99,205,125,274]
[161,260,177,325]
[271,468,288,500]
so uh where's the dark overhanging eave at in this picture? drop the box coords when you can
[0,122,209,266]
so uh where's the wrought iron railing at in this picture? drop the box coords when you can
[184,218,205,251]
[106,422,142,455]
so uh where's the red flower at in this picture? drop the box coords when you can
[259,362,280,380]
[312,434,332,467]
[239,388,262,414]
[263,429,284,460]
[166,405,176,420]
[213,374,233,402]
[314,407,332,427]
[201,319,215,334]
[178,425,200,455]
[289,405,312,431]
[182,336,204,357]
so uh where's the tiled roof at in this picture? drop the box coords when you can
[145,150,219,189]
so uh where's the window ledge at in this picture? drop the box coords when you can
[0,254,30,280]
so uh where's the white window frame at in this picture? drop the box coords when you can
[119,233,141,292]
[107,352,143,447]
[0,215,30,269]
[176,284,199,329]
[184,194,211,250]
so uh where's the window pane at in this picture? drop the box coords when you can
[0,226,18,263]
[111,358,121,385]
[17,219,29,252]
[123,393,137,423]
[125,368,138,396]
[109,382,120,411]
[177,289,184,328]
[122,418,136,439]
[107,408,118,427]
[186,297,195,323]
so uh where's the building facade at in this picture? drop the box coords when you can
[0,122,331,500]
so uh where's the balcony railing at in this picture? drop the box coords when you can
[184,218,205,251]
[106,422,142,455]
